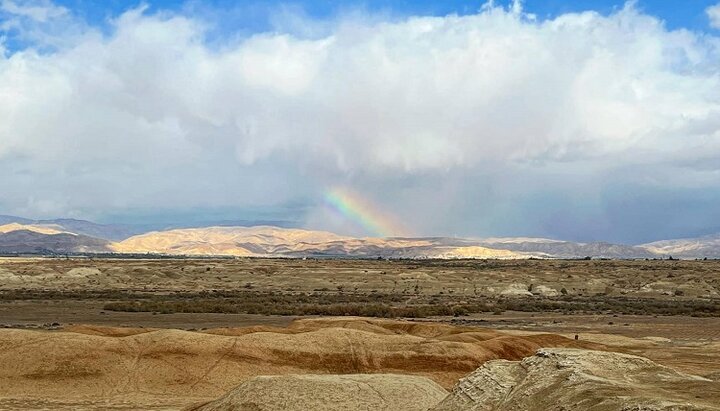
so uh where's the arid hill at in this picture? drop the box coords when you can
[189,348,720,411]
[0,318,595,410]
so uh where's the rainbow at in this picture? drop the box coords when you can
[324,187,408,238]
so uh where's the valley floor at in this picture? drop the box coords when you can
[0,258,719,410]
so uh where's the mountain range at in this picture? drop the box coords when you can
[0,215,717,259]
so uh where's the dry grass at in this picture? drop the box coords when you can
[1,286,717,318]
[96,291,720,318]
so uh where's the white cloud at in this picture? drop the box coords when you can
[0,2,719,241]
[1,0,67,22]
[0,0,82,50]
[708,3,720,29]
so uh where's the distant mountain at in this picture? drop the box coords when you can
[35,218,144,241]
[0,223,67,235]
[640,234,720,259]
[0,215,299,241]
[1,214,717,259]
[112,226,533,259]
[183,219,299,229]
[0,216,142,241]
[0,215,32,225]
[113,227,684,259]
[0,228,111,254]
[477,238,657,259]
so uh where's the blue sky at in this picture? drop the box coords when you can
[46,0,717,24]
[1,0,720,243]
[4,1,717,60]
[13,0,720,36]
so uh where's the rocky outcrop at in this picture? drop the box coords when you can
[433,348,720,411]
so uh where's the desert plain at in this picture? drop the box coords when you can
[1,257,719,410]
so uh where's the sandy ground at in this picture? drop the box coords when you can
[0,300,297,330]
[453,311,720,341]
[447,312,720,378]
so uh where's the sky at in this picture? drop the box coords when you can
[1,0,719,244]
